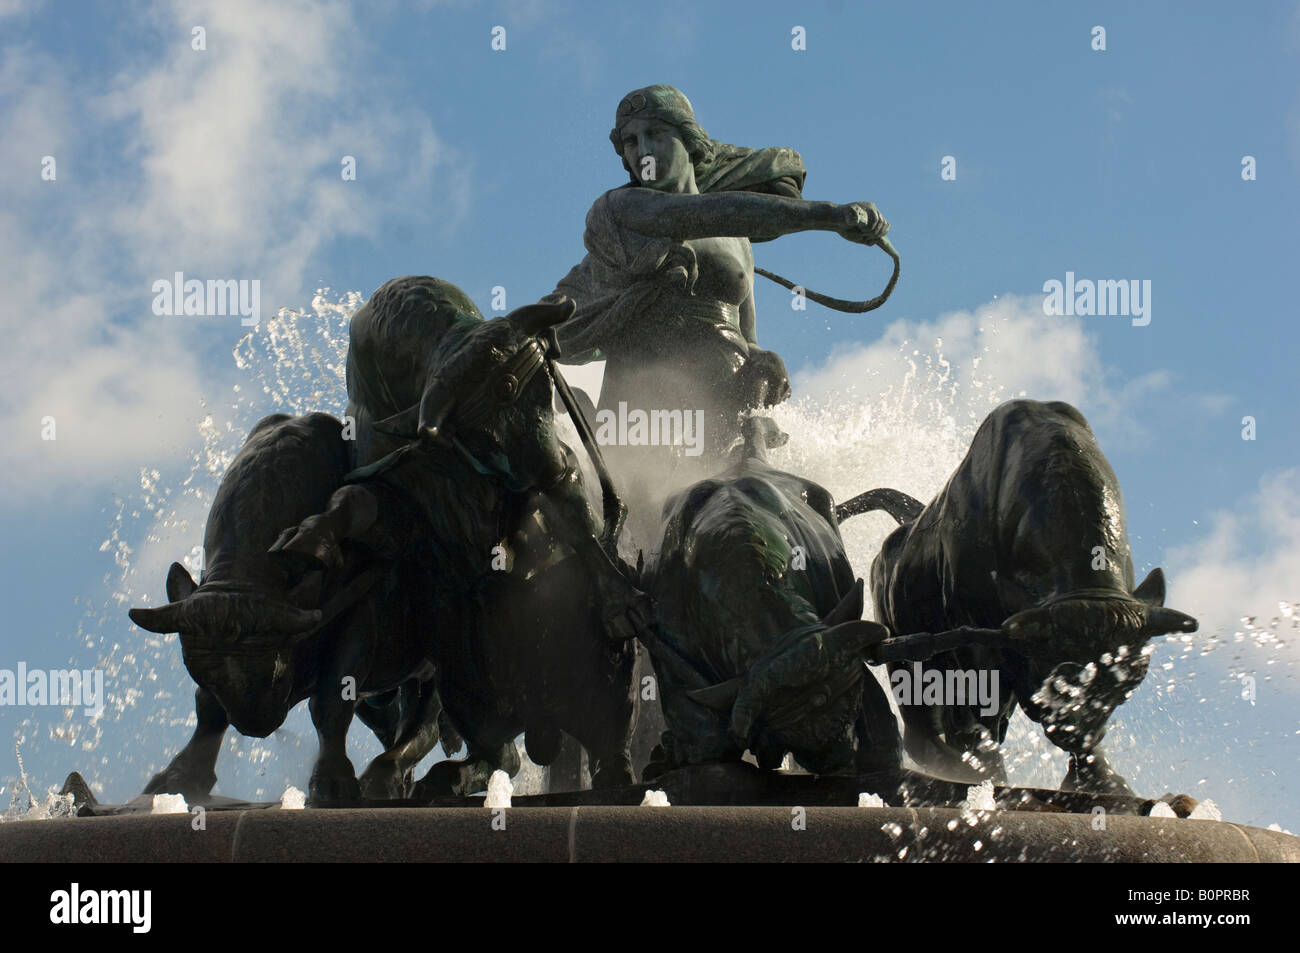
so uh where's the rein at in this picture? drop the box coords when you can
[755,235,900,314]
[541,329,626,545]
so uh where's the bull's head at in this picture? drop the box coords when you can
[998,568,1197,749]
[129,562,321,737]
[681,562,889,770]
[373,294,578,493]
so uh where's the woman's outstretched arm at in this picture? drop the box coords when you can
[608,189,888,245]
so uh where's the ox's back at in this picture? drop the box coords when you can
[872,399,1133,636]
[867,400,1196,792]
[979,400,1135,604]
[203,412,349,588]
[651,456,855,681]
[345,276,483,467]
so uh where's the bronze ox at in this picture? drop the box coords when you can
[852,400,1197,795]
[130,412,447,801]
[132,278,645,800]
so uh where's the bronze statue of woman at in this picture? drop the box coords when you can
[552,85,891,492]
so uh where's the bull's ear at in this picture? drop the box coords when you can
[506,296,577,336]
[822,579,864,626]
[1133,567,1166,607]
[166,562,197,603]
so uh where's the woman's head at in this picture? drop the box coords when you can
[609,85,714,185]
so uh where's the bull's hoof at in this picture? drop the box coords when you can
[142,764,216,801]
[309,759,361,804]
[524,726,563,766]
[642,744,673,784]
[413,756,508,800]
[412,760,473,799]
[755,743,788,771]
[1160,793,1199,818]
[268,516,343,574]
[410,774,453,801]
[1061,756,1135,798]
[590,756,635,790]
[358,759,410,801]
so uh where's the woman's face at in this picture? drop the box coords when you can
[618,117,693,191]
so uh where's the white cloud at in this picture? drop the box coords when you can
[791,292,1170,445]
[1165,468,1300,650]
[0,206,209,501]
[0,0,465,501]
[0,47,67,181]
[5,345,207,497]
[95,0,456,298]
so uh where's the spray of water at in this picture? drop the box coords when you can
[0,743,76,823]
[5,294,1294,830]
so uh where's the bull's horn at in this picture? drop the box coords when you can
[416,377,456,444]
[372,403,420,440]
[1142,606,1198,637]
[824,618,889,655]
[259,600,323,636]
[128,602,189,634]
[506,296,576,336]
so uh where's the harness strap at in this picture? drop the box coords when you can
[458,338,547,430]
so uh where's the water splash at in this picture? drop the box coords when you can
[761,327,1297,817]
[6,295,1295,833]
[1,743,76,823]
[10,292,366,806]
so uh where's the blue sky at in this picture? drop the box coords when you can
[1,1,1297,830]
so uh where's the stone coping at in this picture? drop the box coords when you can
[4,806,1297,863]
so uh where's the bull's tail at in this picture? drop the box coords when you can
[835,487,924,525]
